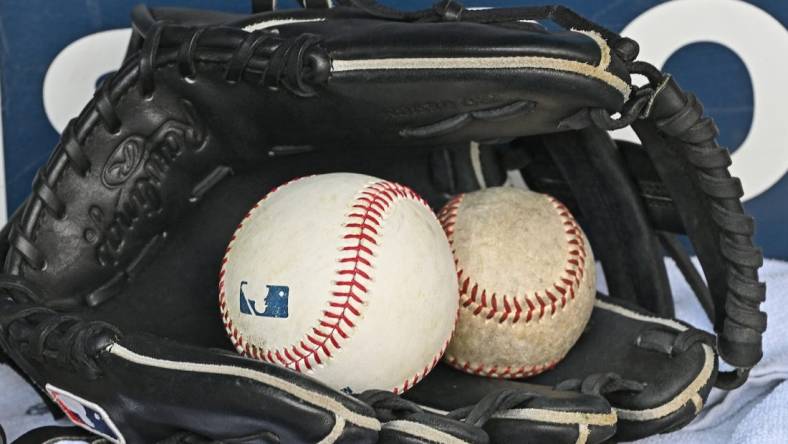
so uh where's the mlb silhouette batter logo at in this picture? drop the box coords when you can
[46,384,124,443]
[239,281,289,318]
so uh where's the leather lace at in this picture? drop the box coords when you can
[555,373,645,397]
[0,276,118,378]
[446,389,545,427]
[361,378,632,429]
[648,86,765,388]
[359,388,538,428]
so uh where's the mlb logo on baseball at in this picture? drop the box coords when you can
[219,173,458,394]
[239,281,290,318]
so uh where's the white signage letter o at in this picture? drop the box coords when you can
[621,0,788,201]
[43,29,132,135]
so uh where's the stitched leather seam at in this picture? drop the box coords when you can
[220,179,451,394]
[331,53,631,99]
[439,193,587,326]
[574,30,611,71]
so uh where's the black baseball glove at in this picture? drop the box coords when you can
[0,1,765,443]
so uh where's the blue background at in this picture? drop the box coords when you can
[1,0,786,257]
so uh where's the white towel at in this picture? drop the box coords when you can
[0,364,71,441]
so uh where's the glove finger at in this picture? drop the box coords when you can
[529,295,717,441]
[72,334,380,443]
[404,365,617,444]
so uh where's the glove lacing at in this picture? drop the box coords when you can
[555,373,645,397]
[4,24,329,294]
[359,384,629,429]
[446,389,544,427]
[359,388,545,429]
[0,276,118,378]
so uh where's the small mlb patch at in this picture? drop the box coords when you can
[46,384,124,443]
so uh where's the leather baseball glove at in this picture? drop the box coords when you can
[0,1,765,443]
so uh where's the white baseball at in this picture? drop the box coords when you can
[439,187,595,378]
[220,173,458,394]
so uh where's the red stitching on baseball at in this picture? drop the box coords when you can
[445,355,559,378]
[438,193,587,325]
[219,177,452,393]
[439,192,587,378]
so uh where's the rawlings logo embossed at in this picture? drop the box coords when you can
[102,137,144,187]
[87,100,207,267]
[239,282,289,319]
